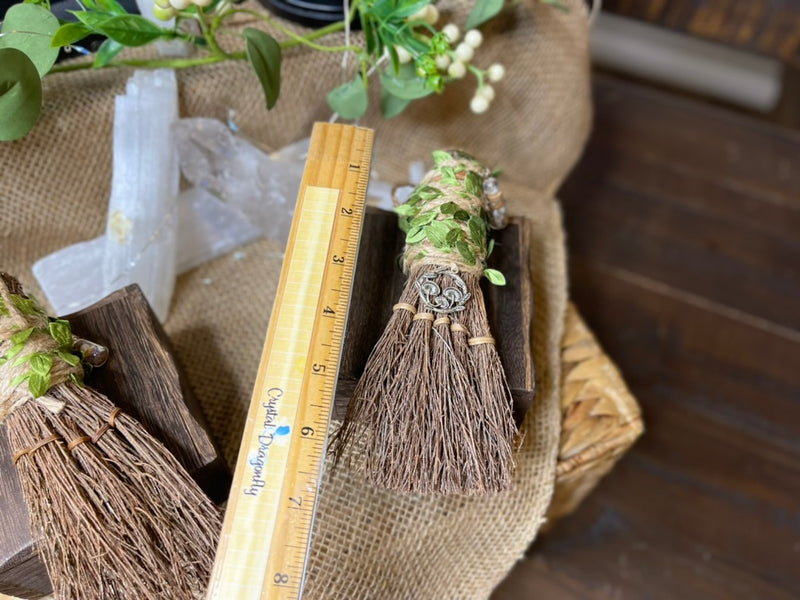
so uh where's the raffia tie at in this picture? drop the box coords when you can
[401,157,490,277]
[393,304,496,347]
[0,280,82,424]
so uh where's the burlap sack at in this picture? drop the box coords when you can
[0,0,591,597]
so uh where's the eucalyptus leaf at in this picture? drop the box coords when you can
[243,28,282,109]
[94,38,123,67]
[0,47,42,141]
[483,268,506,286]
[0,4,59,76]
[380,87,410,119]
[95,15,167,46]
[51,22,92,48]
[327,75,368,120]
[465,0,504,29]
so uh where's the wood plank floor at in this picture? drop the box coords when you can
[492,73,800,599]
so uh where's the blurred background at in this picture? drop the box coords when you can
[493,1,800,598]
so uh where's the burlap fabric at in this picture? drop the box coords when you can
[0,0,591,597]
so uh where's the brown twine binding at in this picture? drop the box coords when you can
[450,323,469,335]
[12,433,62,464]
[412,312,434,322]
[12,407,124,462]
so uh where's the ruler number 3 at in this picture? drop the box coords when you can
[332,254,345,264]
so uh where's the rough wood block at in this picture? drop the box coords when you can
[0,285,231,599]
[334,208,535,425]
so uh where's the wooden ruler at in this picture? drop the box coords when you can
[207,123,374,600]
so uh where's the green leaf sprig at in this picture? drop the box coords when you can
[0,0,565,140]
[395,150,505,285]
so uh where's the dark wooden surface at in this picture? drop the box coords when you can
[492,73,800,598]
[0,285,230,599]
[335,208,535,426]
[604,0,800,68]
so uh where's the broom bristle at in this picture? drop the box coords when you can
[330,152,520,496]
[0,273,220,599]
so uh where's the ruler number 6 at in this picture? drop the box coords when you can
[301,426,315,437]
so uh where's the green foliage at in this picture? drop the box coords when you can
[51,22,92,48]
[95,38,124,67]
[465,0,504,29]
[327,75,368,119]
[0,4,59,76]
[380,87,410,118]
[243,28,282,110]
[0,48,42,141]
[483,268,506,285]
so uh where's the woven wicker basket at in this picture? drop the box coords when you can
[546,303,644,524]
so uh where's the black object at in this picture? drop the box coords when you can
[260,0,357,28]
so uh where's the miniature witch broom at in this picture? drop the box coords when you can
[0,273,221,599]
[330,150,519,496]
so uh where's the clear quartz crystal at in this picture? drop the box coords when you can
[174,118,305,245]
[102,69,180,322]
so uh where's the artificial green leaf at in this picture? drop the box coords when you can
[453,209,470,222]
[57,350,81,367]
[483,268,506,285]
[393,0,430,19]
[327,75,368,120]
[539,0,570,12]
[51,22,92,48]
[243,28,282,110]
[465,171,483,197]
[49,319,72,347]
[71,10,112,29]
[393,202,416,216]
[417,185,442,200]
[380,70,432,100]
[0,48,42,141]
[487,237,495,257]
[445,227,464,245]
[406,226,427,244]
[29,353,53,377]
[465,0,503,29]
[425,220,451,249]
[98,15,167,46]
[27,372,49,397]
[5,342,25,362]
[456,241,476,265]
[398,216,411,232]
[432,150,451,167]
[468,216,485,246]
[380,87,410,118]
[10,326,35,346]
[94,38,124,67]
[439,201,458,214]
[409,211,436,227]
[0,4,59,76]
[95,0,128,15]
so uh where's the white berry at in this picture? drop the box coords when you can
[395,45,412,64]
[425,4,440,25]
[487,63,506,82]
[442,23,460,44]
[154,0,171,8]
[447,61,466,79]
[479,84,495,101]
[194,0,212,6]
[455,43,474,63]
[168,0,190,9]
[464,29,483,48]
[470,95,490,114]
[435,54,451,70]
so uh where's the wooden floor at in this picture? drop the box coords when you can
[492,73,800,599]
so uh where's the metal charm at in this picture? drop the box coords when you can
[415,267,471,313]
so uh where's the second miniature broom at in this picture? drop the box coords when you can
[330,150,519,496]
[0,273,221,600]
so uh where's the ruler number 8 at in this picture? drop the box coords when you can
[274,573,289,585]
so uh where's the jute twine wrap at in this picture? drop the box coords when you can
[0,0,590,596]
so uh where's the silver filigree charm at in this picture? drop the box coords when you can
[415,267,471,313]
